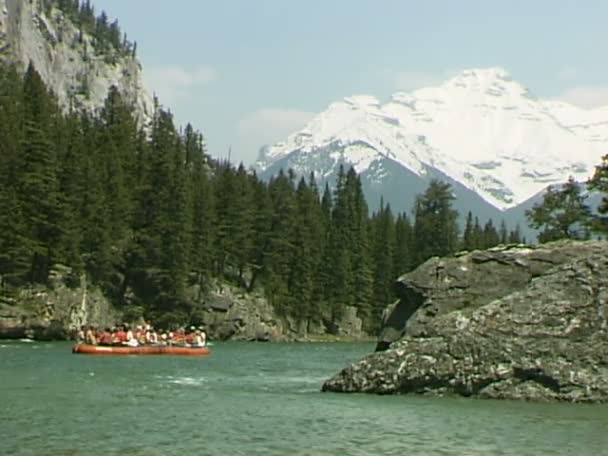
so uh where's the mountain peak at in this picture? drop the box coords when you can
[454,67,512,81]
[257,68,608,212]
[435,67,534,100]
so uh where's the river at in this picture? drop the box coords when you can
[1,341,607,455]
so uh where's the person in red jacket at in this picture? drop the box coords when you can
[113,326,127,345]
[98,328,113,346]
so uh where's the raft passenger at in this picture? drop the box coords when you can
[85,325,97,345]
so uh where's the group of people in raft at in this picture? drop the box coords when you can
[77,323,208,348]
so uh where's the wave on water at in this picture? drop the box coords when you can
[156,375,207,387]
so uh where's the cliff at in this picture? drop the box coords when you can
[0,265,118,340]
[0,263,365,341]
[0,0,151,122]
[322,241,608,402]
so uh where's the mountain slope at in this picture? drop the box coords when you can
[256,68,608,216]
[0,0,151,122]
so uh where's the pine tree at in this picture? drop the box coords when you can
[483,219,500,248]
[412,180,459,266]
[393,212,414,277]
[472,216,484,249]
[263,170,297,315]
[508,224,523,244]
[347,169,373,327]
[185,126,214,291]
[247,173,272,291]
[287,177,318,322]
[370,199,396,331]
[315,182,334,313]
[17,63,63,283]
[0,63,29,286]
[326,164,353,321]
[526,177,592,243]
[499,220,508,245]
[588,154,608,233]
[462,211,475,250]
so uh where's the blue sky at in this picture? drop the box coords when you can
[93,0,608,165]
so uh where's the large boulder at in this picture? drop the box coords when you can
[323,240,608,402]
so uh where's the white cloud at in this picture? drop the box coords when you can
[143,64,217,104]
[556,86,608,109]
[234,108,316,164]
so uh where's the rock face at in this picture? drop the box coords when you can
[0,266,118,340]
[322,241,608,402]
[198,285,285,341]
[0,0,152,122]
[194,282,365,342]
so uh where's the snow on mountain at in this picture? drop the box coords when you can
[256,67,608,211]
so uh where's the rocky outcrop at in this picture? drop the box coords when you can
[0,266,118,340]
[194,282,365,342]
[322,241,608,402]
[197,285,285,341]
[0,0,151,122]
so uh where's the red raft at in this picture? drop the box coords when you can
[72,344,210,356]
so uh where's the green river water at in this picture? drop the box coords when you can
[1,340,607,455]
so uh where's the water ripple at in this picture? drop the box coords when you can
[1,342,607,455]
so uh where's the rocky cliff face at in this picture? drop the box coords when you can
[0,0,151,122]
[0,271,365,342]
[0,265,118,340]
[323,241,608,402]
[189,281,365,342]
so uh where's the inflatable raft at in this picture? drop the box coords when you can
[72,344,210,356]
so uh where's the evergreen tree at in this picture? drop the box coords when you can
[185,126,214,291]
[16,63,63,282]
[370,199,396,331]
[0,63,29,286]
[412,180,459,266]
[526,177,592,243]
[499,220,508,245]
[286,177,318,322]
[263,170,297,315]
[347,169,373,326]
[472,216,484,249]
[247,173,272,291]
[326,164,353,321]
[316,183,334,313]
[483,219,500,248]
[508,224,523,244]
[462,211,475,250]
[588,154,608,233]
[393,212,413,277]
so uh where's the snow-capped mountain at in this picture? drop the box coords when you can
[256,68,608,216]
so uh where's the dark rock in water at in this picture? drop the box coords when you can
[323,240,608,402]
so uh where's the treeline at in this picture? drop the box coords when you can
[0,63,548,332]
[42,0,135,58]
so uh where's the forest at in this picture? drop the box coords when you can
[1,62,607,332]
